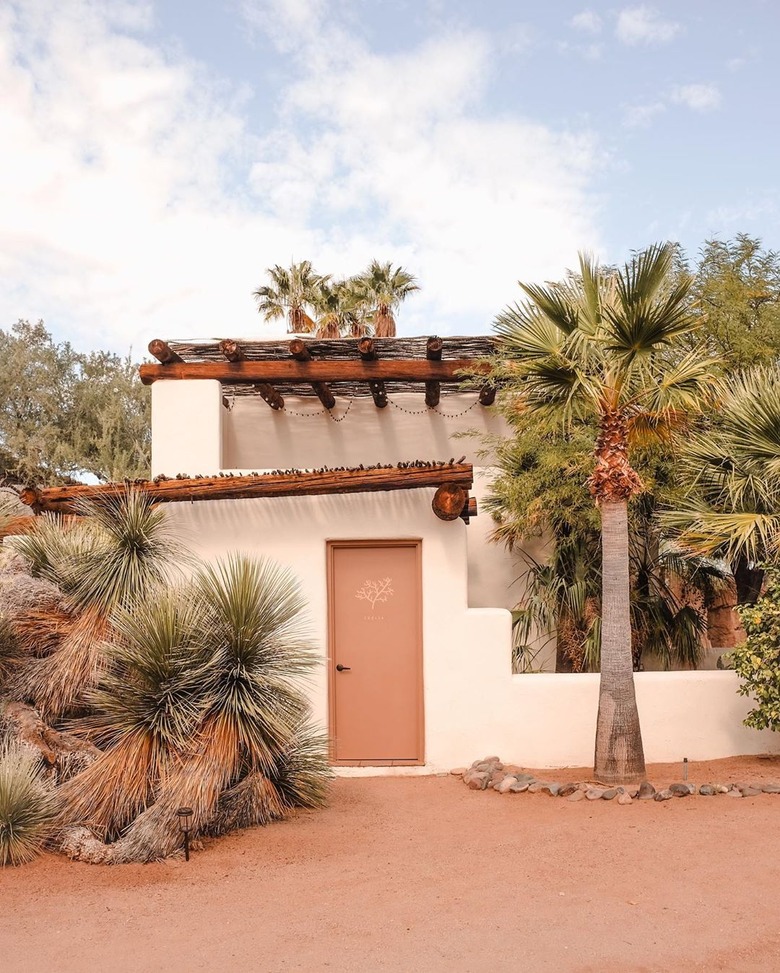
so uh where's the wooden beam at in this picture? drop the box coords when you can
[219,339,283,408]
[289,340,336,410]
[139,358,485,386]
[459,496,478,524]
[21,464,475,516]
[147,339,182,364]
[479,384,497,406]
[357,337,387,407]
[425,336,443,407]
[432,483,467,522]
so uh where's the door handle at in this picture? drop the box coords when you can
[336,664,351,672]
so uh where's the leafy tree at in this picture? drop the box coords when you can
[490,243,720,782]
[0,320,150,484]
[733,571,780,732]
[689,234,780,369]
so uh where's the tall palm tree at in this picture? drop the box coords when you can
[253,261,326,334]
[663,367,780,572]
[492,243,719,782]
[350,260,419,337]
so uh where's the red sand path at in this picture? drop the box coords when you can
[1,755,779,973]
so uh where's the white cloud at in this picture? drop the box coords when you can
[0,0,606,356]
[622,101,666,128]
[671,83,721,112]
[570,10,602,34]
[615,6,680,45]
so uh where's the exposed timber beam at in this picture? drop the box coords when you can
[289,339,336,410]
[148,339,182,364]
[20,464,475,517]
[459,496,478,524]
[425,336,443,408]
[220,339,284,409]
[431,483,467,522]
[479,384,497,406]
[357,337,387,408]
[139,358,486,386]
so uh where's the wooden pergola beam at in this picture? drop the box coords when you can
[20,464,475,517]
[220,340,284,409]
[147,339,182,364]
[289,339,336,410]
[357,337,387,408]
[425,336,443,408]
[139,358,482,386]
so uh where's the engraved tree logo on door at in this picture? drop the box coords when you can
[355,578,394,618]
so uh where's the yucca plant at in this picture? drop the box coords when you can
[11,489,185,719]
[58,589,210,839]
[62,554,328,863]
[0,741,59,866]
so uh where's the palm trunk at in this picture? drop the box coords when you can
[594,500,646,783]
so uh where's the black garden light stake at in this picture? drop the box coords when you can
[177,806,193,861]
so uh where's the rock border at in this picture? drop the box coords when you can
[452,757,780,804]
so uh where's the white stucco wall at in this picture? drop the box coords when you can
[221,391,508,469]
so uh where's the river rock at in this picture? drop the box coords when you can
[762,782,780,794]
[699,784,716,796]
[602,788,619,801]
[568,790,586,802]
[540,783,561,797]
[466,772,490,790]
[509,780,530,793]
[637,781,656,800]
[617,792,633,805]
[740,786,762,797]
[726,788,743,798]
[558,782,579,798]
[654,788,673,801]
[626,785,640,798]
[496,776,517,794]
[450,768,467,777]
[586,788,604,801]
[670,782,693,797]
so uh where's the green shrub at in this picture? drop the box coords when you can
[0,742,59,865]
[734,571,780,732]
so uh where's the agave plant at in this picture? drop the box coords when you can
[0,741,59,866]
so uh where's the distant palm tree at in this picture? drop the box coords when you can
[253,261,326,334]
[350,260,419,337]
[493,243,719,783]
[312,279,367,338]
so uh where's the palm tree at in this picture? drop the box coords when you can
[253,261,326,334]
[312,279,367,338]
[663,367,780,576]
[350,260,419,337]
[492,243,719,782]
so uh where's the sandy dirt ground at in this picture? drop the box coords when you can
[2,755,780,973]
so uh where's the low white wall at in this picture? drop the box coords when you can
[443,669,780,771]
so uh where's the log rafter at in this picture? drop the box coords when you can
[219,339,284,410]
[289,339,336,409]
[20,463,475,521]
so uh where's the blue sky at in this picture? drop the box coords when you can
[1,0,778,355]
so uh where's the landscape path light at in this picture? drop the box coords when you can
[176,806,193,861]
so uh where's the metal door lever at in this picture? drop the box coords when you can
[336,664,351,671]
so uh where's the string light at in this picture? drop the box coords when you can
[276,395,480,422]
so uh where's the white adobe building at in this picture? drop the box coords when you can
[126,333,780,772]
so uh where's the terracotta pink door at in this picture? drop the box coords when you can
[328,541,424,765]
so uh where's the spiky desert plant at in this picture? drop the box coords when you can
[58,589,210,839]
[11,489,186,718]
[64,554,327,863]
[0,741,59,865]
[0,615,21,690]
